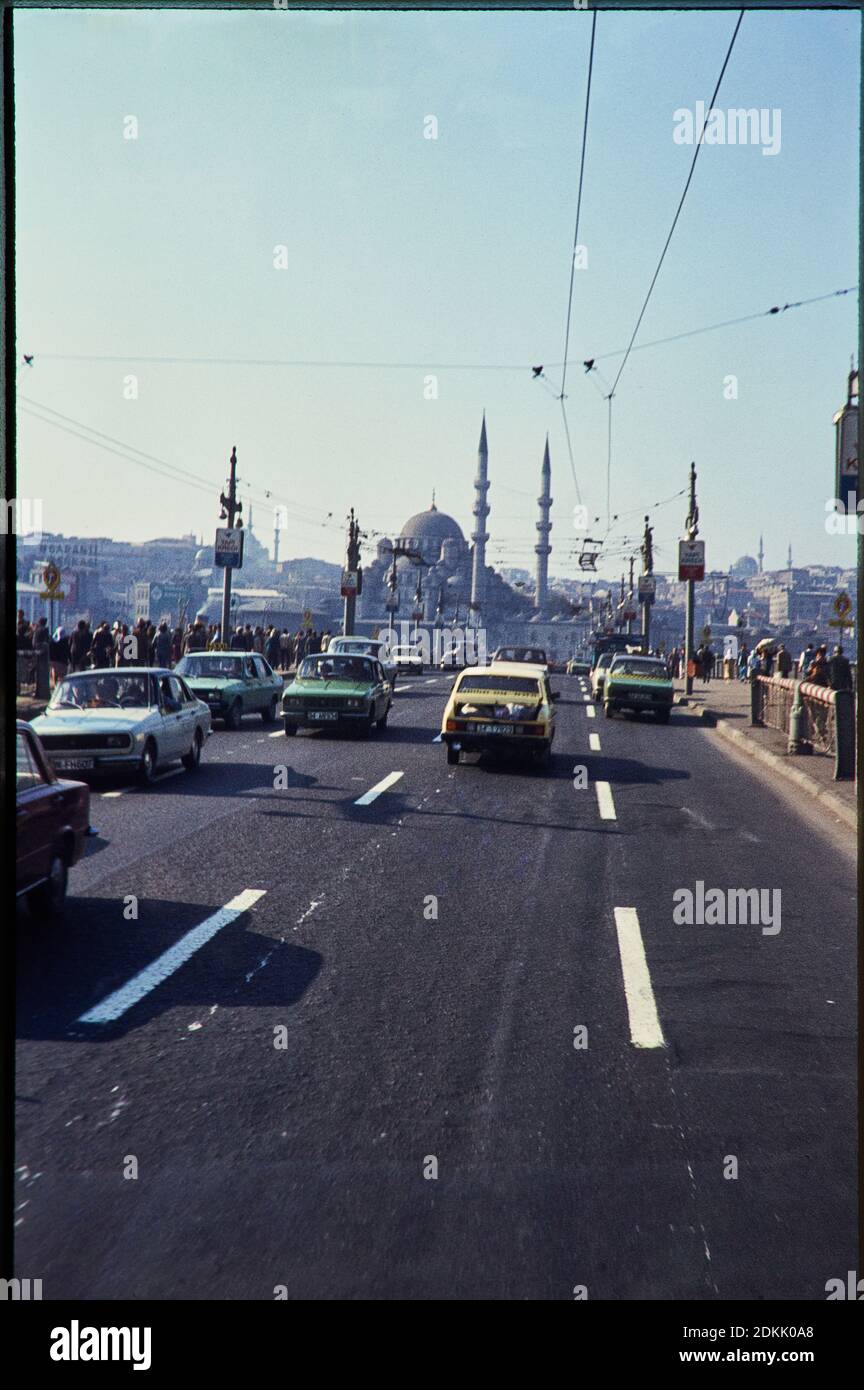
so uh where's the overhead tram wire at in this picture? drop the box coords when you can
[555,7,598,508]
[30,286,853,375]
[18,397,345,535]
[608,8,745,403]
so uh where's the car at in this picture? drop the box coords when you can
[281,652,392,736]
[566,658,590,676]
[390,644,424,675]
[490,646,548,672]
[175,651,284,728]
[590,651,615,702]
[441,662,558,767]
[604,654,674,722]
[17,721,90,918]
[326,636,397,691]
[31,668,212,785]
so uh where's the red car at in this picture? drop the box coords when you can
[16,720,90,918]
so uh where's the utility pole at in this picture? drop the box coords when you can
[342,508,361,636]
[627,554,635,636]
[684,462,698,695]
[640,514,654,649]
[219,446,242,649]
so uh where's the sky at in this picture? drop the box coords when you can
[14,4,860,581]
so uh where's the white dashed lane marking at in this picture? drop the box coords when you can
[354,771,404,806]
[586,704,596,718]
[613,907,665,1049]
[589,733,601,751]
[595,781,616,820]
[77,889,267,1025]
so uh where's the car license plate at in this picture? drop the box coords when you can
[53,757,94,770]
[630,691,651,701]
[308,710,338,721]
[474,722,514,735]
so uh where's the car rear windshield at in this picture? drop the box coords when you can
[177,656,243,679]
[612,660,668,677]
[457,675,541,696]
[299,655,373,681]
[496,648,546,663]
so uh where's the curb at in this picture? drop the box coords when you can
[698,708,857,832]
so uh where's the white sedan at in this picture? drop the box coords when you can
[390,645,424,674]
[31,668,212,786]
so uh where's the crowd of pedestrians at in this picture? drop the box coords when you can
[16,610,332,690]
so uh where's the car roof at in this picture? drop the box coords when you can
[460,662,545,678]
[62,666,174,675]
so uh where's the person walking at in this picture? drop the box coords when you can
[48,626,70,688]
[230,625,246,652]
[805,646,830,687]
[154,621,173,667]
[776,644,792,678]
[91,621,113,668]
[69,619,92,672]
[828,644,853,691]
[279,629,292,671]
[265,627,281,668]
[798,642,815,678]
[294,628,308,667]
[746,647,761,680]
[737,643,749,680]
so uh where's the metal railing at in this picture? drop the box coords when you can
[751,675,855,780]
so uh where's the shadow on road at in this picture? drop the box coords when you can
[17,897,322,1041]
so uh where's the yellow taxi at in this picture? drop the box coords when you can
[440,662,558,767]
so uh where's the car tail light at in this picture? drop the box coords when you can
[446,719,466,732]
[521,723,544,736]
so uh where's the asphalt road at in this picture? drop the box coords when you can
[15,672,857,1300]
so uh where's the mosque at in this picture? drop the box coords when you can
[358,416,573,634]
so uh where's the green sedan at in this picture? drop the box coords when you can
[175,652,284,730]
[282,653,392,736]
[604,655,673,723]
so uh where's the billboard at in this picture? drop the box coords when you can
[834,399,858,513]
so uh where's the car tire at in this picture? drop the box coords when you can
[604,703,613,718]
[29,850,68,920]
[363,711,376,738]
[262,697,278,724]
[225,699,243,731]
[283,722,298,737]
[446,745,460,766]
[377,705,389,730]
[182,729,202,771]
[535,742,552,768]
[656,709,671,724]
[138,739,158,786]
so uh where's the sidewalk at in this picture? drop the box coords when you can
[676,675,857,831]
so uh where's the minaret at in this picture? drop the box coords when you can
[787,542,792,570]
[273,513,281,567]
[469,414,490,623]
[534,435,553,615]
[757,534,764,574]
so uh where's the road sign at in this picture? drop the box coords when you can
[39,561,65,601]
[623,608,637,621]
[638,574,655,600]
[302,609,313,630]
[678,538,706,581]
[385,596,399,612]
[834,397,858,512]
[828,592,855,629]
[214,527,244,569]
[340,569,359,598]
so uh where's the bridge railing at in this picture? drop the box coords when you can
[751,675,855,780]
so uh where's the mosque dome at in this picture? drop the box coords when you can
[398,502,465,551]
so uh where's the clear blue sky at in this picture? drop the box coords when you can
[14,5,860,579]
